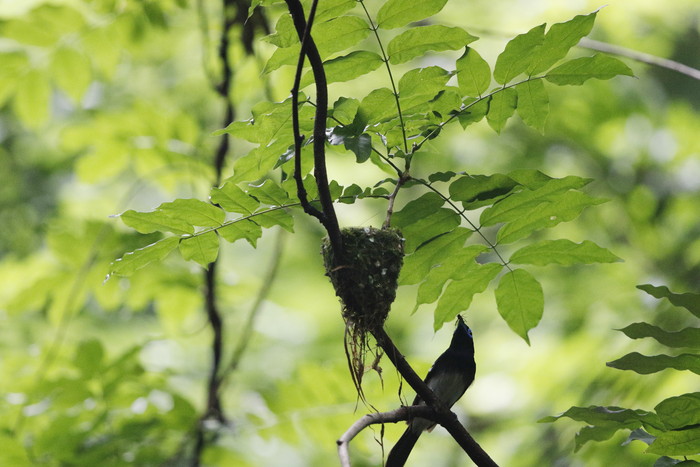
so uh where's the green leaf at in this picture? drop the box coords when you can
[74,339,104,377]
[618,323,700,349]
[607,352,700,375]
[253,208,295,232]
[50,46,92,102]
[456,47,491,97]
[493,24,546,84]
[111,237,180,276]
[496,191,604,244]
[510,239,621,266]
[528,11,598,75]
[541,406,658,430]
[434,262,502,330]
[545,54,635,85]
[399,228,472,285]
[637,284,700,319]
[264,16,371,73]
[231,140,292,182]
[329,126,372,162]
[121,209,194,235]
[486,87,517,133]
[377,0,448,29]
[0,435,32,467]
[211,182,260,215]
[401,209,461,253]
[414,245,489,308]
[13,69,50,127]
[398,66,453,113]
[354,87,397,126]
[457,97,489,129]
[387,25,478,65]
[301,51,383,88]
[575,426,620,452]
[449,173,518,210]
[392,192,445,227]
[247,179,290,206]
[655,393,700,431]
[159,199,225,227]
[516,79,549,133]
[495,269,543,344]
[647,427,700,456]
[219,220,263,246]
[179,231,219,266]
[480,175,591,226]
[331,97,360,124]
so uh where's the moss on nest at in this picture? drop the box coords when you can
[321,227,404,332]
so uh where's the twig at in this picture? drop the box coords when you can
[222,228,286,376]
[337,405,445,467]
[579,37,700,81]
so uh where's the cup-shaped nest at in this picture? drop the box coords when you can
[321,227,404,332]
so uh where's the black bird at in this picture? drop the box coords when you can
[386,315,476,467]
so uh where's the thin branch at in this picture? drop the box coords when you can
[358,0,409,154]
[337,405,442,467]
[285,0,343,256]
[579,38,700,81]
[221,228,286,377]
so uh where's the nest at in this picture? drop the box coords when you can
[321,226,404,331]
[321,227,404,399]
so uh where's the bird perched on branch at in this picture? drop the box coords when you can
[386,315,476,467]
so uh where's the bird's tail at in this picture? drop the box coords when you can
[386,427,421,467]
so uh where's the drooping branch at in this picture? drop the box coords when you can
[285,0,343,256]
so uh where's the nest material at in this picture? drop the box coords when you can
[321,227,404,332]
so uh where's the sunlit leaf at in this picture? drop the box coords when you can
[607,352,700,375]
[457,97,489,129]
[13,69,50,127]
[399,228,472,285]
[480,175,591,226]
[528,11,598,74]
[50,46,92,102]
[647,427,700,456]
[387,25,478,65]
[486,87,517,133]
[637,284,700,319]
[495,269,543,344]
[253,208,295,232]
[510,239,620,265]
[494,24,545,84]
[264,16,371,72]
[618,323,700,349]
[219,220,263,246]
[301,51,383,88]
[541,405,660,430]
[655,393,700,431]
[111,237,180,276]
[247,179,290,206]
[414,245,489,308]
[211,182,260,215]
[456,47,491,97]
[449,173,518,210]
[516,78,549,133]
[545,54,635,85]
[354,87,397,125]
[434,262,502,330]
[179,231,219,266]
[159,199,225,227]
[121,209,193,235]
[377,0,448,29]
[398,66,453,113]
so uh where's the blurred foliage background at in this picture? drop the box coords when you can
[0,0,698,466]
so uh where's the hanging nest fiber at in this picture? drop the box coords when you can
[321,226,404,332]
[321,227,404,399]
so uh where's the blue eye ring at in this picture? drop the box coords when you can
[467,328,473,338]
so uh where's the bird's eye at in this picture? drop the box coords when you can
[468,329,473,338]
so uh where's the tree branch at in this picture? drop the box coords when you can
[285,0,343,257]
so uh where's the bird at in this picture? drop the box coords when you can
[386,315,476,467]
